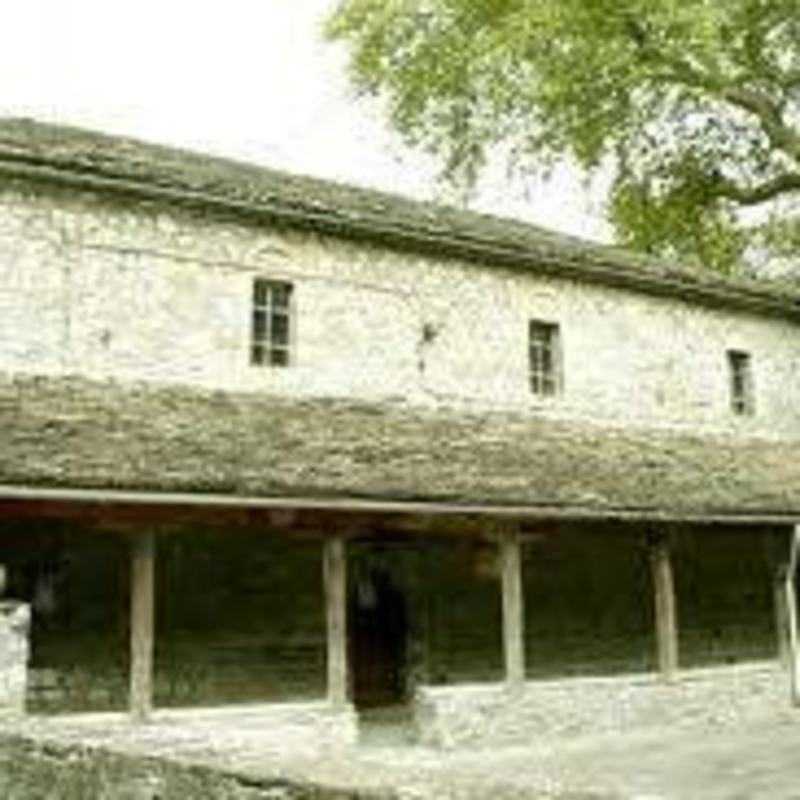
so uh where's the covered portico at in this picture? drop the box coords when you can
[0,484,798,746]
[2,374,800,744]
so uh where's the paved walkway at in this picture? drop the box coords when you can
[4,705,800,798]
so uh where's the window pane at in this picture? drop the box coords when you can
[541,346,552,374]
[270,347,289,366]
[252,309,267,340]
[271,312,289,345]
[253,279,268,306]
[271,283,292,308]
[251,345,265,366]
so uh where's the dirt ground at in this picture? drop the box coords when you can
[4,704,800,799]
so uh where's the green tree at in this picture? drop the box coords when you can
[326,0,800,274]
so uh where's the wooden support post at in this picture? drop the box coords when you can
[775,565,791,668]
[130,531,155,722]
[785,571,799,705]
[785,525,800,706]
[649,533,678,682]
[499,528,525,690]
[324,536,348,707]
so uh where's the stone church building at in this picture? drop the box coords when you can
[0,118,799,747]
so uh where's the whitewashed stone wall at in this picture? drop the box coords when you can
[2,185,800,438]
[0,602,29,715]
[414,661,788,747]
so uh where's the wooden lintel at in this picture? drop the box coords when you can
[499,527,525,689]
[649,532,678,682]
[323,536,348,707]
[1,484,799,526]
[130,530,155,722]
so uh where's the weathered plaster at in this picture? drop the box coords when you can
[1,185,799,439]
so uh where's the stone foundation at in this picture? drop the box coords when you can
[414,661,789,748]
[0,602,29,715]
[155,701,360,752]
[258,701,359,750]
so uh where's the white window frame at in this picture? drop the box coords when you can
[250,279,293,367]
[727,349,754,415]
[528,320,562,397]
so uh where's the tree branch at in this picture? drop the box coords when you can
[711,172,800,205]
[719,87,800,158]
[623,19,800,162]
[646,68,800,162]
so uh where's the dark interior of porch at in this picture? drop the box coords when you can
[0,498,788,714]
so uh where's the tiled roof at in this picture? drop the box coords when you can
[2,374,799,518]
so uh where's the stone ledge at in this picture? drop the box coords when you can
[152,701,360,752]
[414,661,789,748]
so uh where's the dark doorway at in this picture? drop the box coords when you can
[349,565,408,709]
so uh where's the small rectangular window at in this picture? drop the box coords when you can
[529,320,561,397]
[251,279,293,367]
[727,350,754,415]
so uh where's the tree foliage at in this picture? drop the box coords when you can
[326,0,800,273]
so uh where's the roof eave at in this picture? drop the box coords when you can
[1,484,798,526]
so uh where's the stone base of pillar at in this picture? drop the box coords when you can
[0,601,30,715]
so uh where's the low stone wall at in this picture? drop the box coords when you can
[155,701,360,752]
[64,701,361,756]
[0,602,29,715]
[414,661,788,748]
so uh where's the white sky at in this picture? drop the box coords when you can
[2,0,612,242]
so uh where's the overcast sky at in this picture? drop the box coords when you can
[3,0,611,242]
